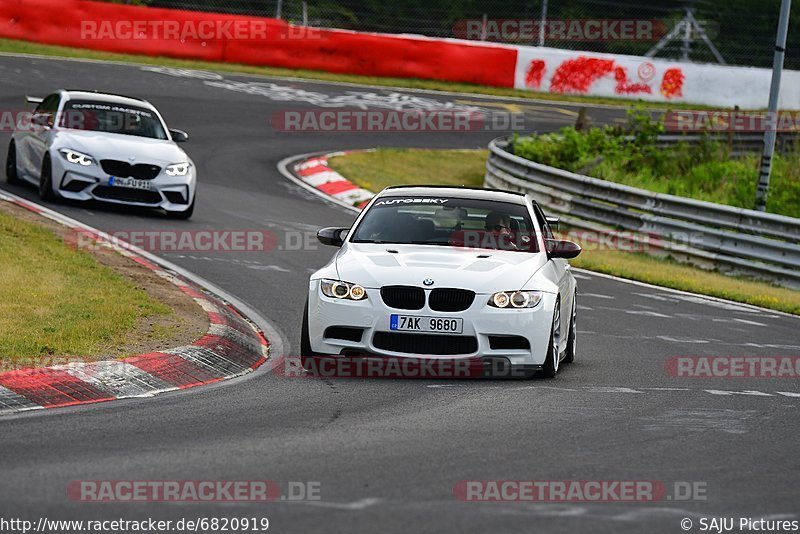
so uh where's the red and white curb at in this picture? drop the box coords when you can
[292,151,375,211]
[0,191,277,415]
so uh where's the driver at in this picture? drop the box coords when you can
[484,211,518,250]
[485,211,512,235]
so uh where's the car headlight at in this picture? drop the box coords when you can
[487,290,543,309]
[165,162,191,176]
[59,148,95,167]
[320,279,368,301]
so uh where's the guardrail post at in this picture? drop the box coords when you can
[575,107,588,131]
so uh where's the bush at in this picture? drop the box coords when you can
[510,108,799,218]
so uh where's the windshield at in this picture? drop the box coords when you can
[60,100,168,140]
[350,196,540,252]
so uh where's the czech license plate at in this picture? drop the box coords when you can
[109,176,151,190]
[390,315,463,334]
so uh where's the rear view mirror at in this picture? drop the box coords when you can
[546,216,560,231]
[317,227,349,247]
[434,207,468,219]
[546,239,581,259]
[170,129,189,142]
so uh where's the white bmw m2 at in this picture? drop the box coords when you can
[302,186,581,378]
[6,90,196,218]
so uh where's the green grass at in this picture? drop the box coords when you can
[0,37,732,111]
[329,148,488,192]
[0,211,170,364]
[589,154,800,218]
[328,147,800,315]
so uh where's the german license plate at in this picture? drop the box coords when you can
[390,315,463,334]
[109,176,151,190]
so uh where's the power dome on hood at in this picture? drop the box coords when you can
[334,243,548,293]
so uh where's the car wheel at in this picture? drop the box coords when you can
[166,195,195,220]
[6,142,21,185]
[563,293,577,364]
[300,297,322,373]
[539,299,562,378]
[38,154,55,201]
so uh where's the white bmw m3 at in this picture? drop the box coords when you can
[302,186,581,378]
[6,90,196,218]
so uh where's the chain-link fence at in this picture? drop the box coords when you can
[112,0,798,69]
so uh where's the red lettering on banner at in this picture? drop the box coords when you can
[660,68,685,99]
[527,56,683,99]
[613,66,651,95]
[525,60,546,89]
[550,57,616,93]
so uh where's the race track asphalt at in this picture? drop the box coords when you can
[0,55,798,534]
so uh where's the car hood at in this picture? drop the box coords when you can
[334,243,548,294]
[53,130,189,165]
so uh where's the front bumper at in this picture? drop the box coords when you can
[52,156,195,212]
[307,280,556,369]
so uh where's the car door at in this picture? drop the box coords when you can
[532,203,571,349]
[23,93,60,179]
[14,100,38,176]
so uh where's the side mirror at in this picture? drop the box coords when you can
[546,239,581,259]
[546,216,559,231]
[317,227,349,247]
[170,129,189,143]
[32,114,51,128]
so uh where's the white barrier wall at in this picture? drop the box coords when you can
[514,46,800,109]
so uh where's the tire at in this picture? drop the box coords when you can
[38,154,55,201]
[563,293,577,364]
[539,299,562,378]
[6,142,21,185]
[300,298,321,373]
[166,195,195,220]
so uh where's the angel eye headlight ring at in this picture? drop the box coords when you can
[321,279,368,301]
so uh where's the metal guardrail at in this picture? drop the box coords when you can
[484,138,800,289]
[643,132,799,157]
